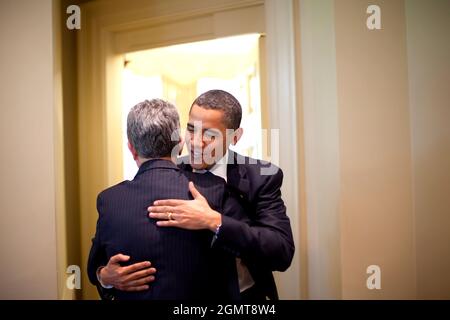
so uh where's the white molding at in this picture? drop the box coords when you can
[299,0,342,299]
[265,0,301,299]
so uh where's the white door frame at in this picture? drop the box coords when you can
[265,0,300,300]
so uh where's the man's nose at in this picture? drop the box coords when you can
[190,131,204,149]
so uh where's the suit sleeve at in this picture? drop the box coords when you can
[87,193,115,299]
[215,169,295,271]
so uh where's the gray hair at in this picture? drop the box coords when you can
[127,99,180,158]
[190,90,242,130]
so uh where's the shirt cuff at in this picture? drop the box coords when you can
[210,223,222,247]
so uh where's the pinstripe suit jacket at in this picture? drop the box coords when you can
[179,151,295,300]
[87,159,239,300]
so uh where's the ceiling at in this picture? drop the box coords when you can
[124,34,261,85]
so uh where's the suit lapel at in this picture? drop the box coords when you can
[177,151,250,200]
[227,152,250,200]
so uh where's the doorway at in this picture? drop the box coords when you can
[121,34,264,180]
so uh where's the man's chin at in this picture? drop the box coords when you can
[189,156,206,170]
[189,153,218,170]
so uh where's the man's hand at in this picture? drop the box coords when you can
[99,254,156,291]
[148,181,222,231]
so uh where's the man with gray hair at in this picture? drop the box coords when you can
[87,99,239,300]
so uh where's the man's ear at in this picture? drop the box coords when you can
[178,135,185,156]
[231,128,243,146]
[128,141,138,161]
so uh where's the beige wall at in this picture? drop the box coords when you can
[335,0,416,299]
[0,0,81,300]
[0,0,58,299]
[298,0,450,299]
[406,0,450,299]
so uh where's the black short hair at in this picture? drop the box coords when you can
[190,90,242,130]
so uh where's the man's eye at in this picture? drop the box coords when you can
[204,132,217,140]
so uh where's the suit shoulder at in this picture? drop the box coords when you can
[97,180,131,201]
[234,153,283,178]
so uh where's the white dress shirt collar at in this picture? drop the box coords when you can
[193,151,228,182]
[208,151,228,182]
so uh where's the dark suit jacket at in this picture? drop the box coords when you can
[87,159,239,300]
[179,151,295,300]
